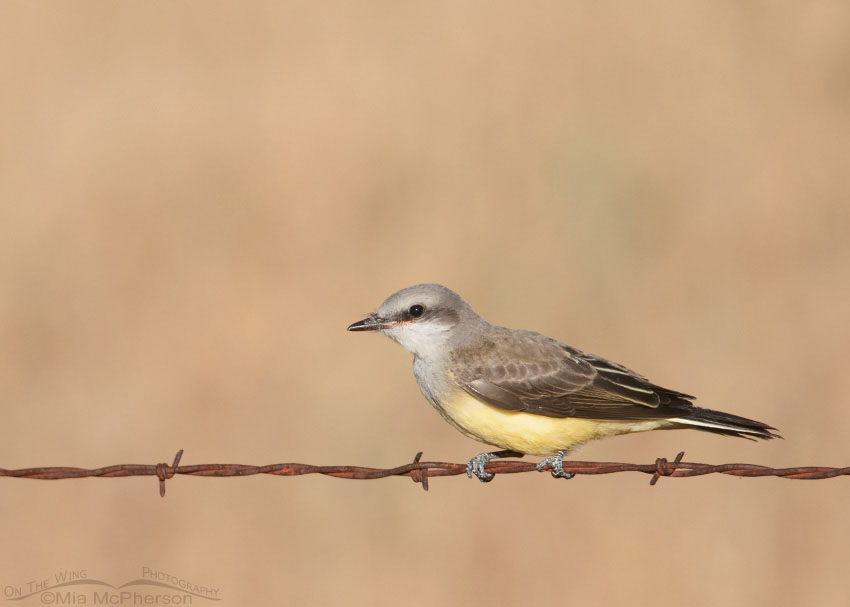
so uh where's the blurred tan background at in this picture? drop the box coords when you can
[2,2,850,605]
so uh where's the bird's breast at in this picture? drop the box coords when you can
[426,387,669,456]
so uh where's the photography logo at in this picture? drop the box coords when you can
[4,567,220,604]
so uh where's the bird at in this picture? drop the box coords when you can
[347,283,779,482]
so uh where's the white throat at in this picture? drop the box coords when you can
[382,322,454,361]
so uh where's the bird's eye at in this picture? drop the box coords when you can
[409,304,424,318]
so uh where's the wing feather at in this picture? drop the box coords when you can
[450,328,695,421]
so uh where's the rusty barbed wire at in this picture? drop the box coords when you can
[2,450,849,496]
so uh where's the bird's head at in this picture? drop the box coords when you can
[347,283,485,359]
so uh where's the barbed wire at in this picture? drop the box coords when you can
[2,450,848,496]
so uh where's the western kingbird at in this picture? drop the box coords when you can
[348,283,778,482]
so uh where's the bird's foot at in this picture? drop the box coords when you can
[536,450,574,479]
[466,450,523,482]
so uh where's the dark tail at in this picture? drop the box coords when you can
[668,406,780,440]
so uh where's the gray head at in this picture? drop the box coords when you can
[347,283,487,359]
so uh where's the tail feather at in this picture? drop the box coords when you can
[668,406,780,440]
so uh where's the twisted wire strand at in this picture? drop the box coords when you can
[3,450,848,495]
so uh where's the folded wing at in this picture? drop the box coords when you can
[451,328,696,421]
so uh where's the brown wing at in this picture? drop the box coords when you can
[450,328,695,420]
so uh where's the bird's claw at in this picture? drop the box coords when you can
[536,450,574,479]
[466,453,496,482]
[466,450,523,482]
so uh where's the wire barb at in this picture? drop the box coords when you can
[407,452,429,491]
[2,450,848,496]
[155,450,184,497]
[650,451,686,486]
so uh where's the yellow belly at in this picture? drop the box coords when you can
[437,391,670,456]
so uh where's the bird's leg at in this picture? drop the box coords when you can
[536,450,574,479]
[466,450,524,482]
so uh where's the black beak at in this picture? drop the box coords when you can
[347,314,384,332]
